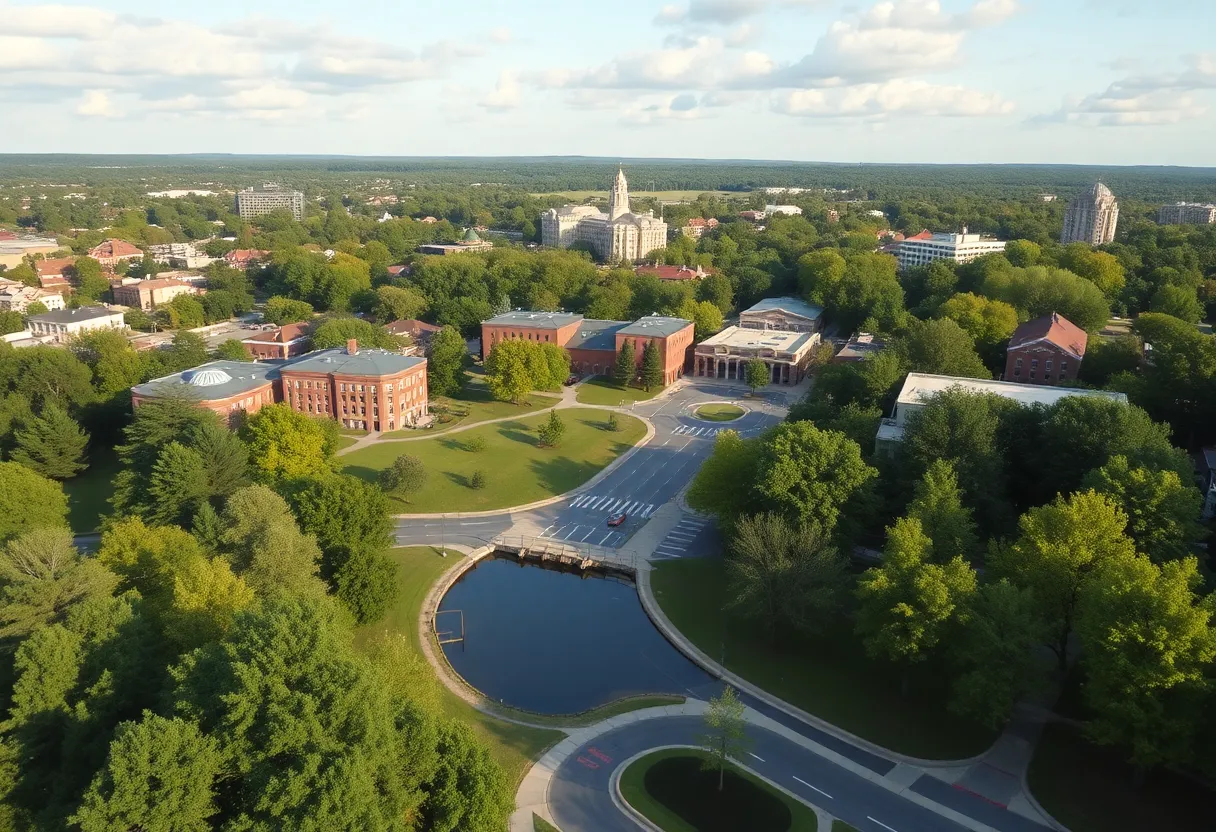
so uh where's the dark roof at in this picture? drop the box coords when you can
[243,323,310,344]
[617,314,692,338]
[1008,312,1088,359]
[132,360,278,400]
[567,319,629,351]
[484,311,582,329]
[282,347,424,377]
[384,319,442,338]
[27,305,123,324]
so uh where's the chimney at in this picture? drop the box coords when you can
[346,339,358,355]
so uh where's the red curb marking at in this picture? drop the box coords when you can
[586,747,613,764]
[576,756,600,770]
[951,783,1008,809]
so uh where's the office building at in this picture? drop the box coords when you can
[1060,183,1119,245]
[26,306,125,343]
[1157,203,1216,226]
[235,184,305,222]
[895,230,1007,271]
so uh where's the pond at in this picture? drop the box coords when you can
[437,556,713,714]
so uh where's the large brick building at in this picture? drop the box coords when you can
[242,323,311,360]
[132,341,428,432]
[481,311,693,385]
[1004,312,1088,385]
[112,277,201,311]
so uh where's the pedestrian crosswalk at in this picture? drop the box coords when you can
[652,515,710,560]
[672,425,724,438]
[568,494,657,518]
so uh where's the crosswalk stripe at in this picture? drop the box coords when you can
[592,496,610,510]
[642,504,656,518]
[572,495,588,508]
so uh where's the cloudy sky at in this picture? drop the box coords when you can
[2,0,1213,164]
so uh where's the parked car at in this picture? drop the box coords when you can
[565,374,580,386]
[607,512,627,527]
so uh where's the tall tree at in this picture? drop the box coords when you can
[640,340,664,391]
[263,296,314,326]
[687,430,762,526]
[990,490,1138,670]
[613,339,635,386]
[111,398,222,519]
[219,485,324,598]
[240,403,334,482]
[895,317,991,379]
[1083,455,1204,564]
[906,459,979,563]
[483,340,538,404]
[0,527,117,639]
[426,326,468,397]
[0,460,69,543]
[374,285,428,322]
[698,686,751,793]
[1078,555,1216,773]
[419,720,513,832]
[71,713,221,832]
[11,402,89,479]
[727,512,846,636]
[147,442,210,527]
[213,339,249,361]
[744,359,769,392]
[310,317,399,351]
[855,517,977,694]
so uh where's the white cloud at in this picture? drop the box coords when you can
[774,79,1013,118]
[481,71,521,110]
[622,93,707,124]
[76,89,116,118]
[656,0,767,25]
[490,27,513,44]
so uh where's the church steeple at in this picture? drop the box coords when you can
[608,166,630,220]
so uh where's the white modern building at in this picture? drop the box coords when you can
[764,205,803,217]
[875,373,1128,453]
[0,286,65,314]
[1061,182,1119,245]
[1157,203,1216,226]
[693,326,819,385]
[235,184,305,222]
[26,305,126,343]
[148,242,217,269]
[540,168,667,263]
[894,230,1007,271]
[739,297,824,334]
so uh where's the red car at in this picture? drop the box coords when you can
[564,374,580,386]
[607,513,627,527]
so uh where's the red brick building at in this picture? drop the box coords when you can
[242,323,311,360]
[633,264,716,282]
[87,239,143,269]
[481,311,693,385]
[278,341,428,432]
[131,361,279,424]
[1004,312,1088,385]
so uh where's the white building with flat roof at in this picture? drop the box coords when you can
[236,184,304,221]
[26,306,125,343]
[693,325,819,385]
[875,372,1128,451]
[1157,203,1216,226]
[764,205,803,216]
[895,230,1006,271]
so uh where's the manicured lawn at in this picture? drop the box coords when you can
[832,823,859,831]
[575,376,662,406]
[63,446,120,533]
[619,748,817,832]
[497,694,686,728]
[533,815,560,832]
[383,378,553,437]
[335,435,360,451]
[355,547,563,784]
[650,559,995,760]
[1027,722,1216,832]
[342,409,646,513]
[695,404,745,422]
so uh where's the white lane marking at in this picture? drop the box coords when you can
[579,528,597,542]
[599,532,614,545]
[792,776,833,799]
[571,495,588,508]
[592,496,611,510]
[462,521,494,525]
[866,817,897,832]
[748,753,765,762]
[641,504,656,518]
[667,531,696,539]
[541,525,556,536]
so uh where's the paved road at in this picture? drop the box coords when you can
[394,515,512,550]
[529,384,780,549]
[551,716,970,832]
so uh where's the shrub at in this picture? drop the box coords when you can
[469,470,487,489]
[465,435,487,453]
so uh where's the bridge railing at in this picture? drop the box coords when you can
[490,533,641,574]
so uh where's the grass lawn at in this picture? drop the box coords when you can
[491,694,686,728]
[63,446,120,534]
[619,748,817,832]
[342,408,646,513]
[575,376,662,406]
[695,404,745,422]
[383,379,552,438]
[1026,722,1216,832]
[355,546,563,784]
[533,815,560,832]
[335,435,360,451]
[832,823,859,831]
[650,559,995,760]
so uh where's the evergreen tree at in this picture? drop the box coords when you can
[906,459,979,563]
[11,403,89,479]
[537,410,566,448]
[613,339,635,386]
[147,442,210,527]
[640,340,664,391]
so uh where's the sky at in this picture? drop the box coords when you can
[1,0,1214,165]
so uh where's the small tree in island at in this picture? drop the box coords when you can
[613,340,635,387]
[537,411,566,448]
[744,359,769,393]
[699,685,751,793]
[641,341,663,391]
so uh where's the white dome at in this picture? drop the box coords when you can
[187,368,233,387]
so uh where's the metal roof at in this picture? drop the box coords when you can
[617,314,692,338]
[483,311,583,329]
[132,360,278,400]
[281,347,425,377]
[742,296,824,321]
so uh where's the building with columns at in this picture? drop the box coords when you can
[739,296,823,334]
[1060,182,1119,245]
[540,168,667,263]
[693,326,818,385]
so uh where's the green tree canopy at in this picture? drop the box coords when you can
[906,459,979,563]
[263,295,315,325]
[310,316,399,351]
[0,460,69,543]
[241,403,334,482]
[11,402,89,479]
[426,326,469,397]
[1082,455,1204,564]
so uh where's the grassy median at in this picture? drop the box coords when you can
[342,408,646,512]
[695,403,745,422]
[650,558,995,760]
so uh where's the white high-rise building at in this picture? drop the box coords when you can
[236,184,305,222]
[1157,202,1216,226]
[541,168,667,263]
[894,230,1007,271]
[1060,183,1119,245]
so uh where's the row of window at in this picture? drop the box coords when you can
[287,375,423,394]
[1012,356,1069,380]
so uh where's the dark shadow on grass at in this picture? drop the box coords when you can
[443,471,473,489]
[528,455,597,494]
[343,465,380,484]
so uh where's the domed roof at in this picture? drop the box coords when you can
[186,368,233,387]
[461,227,482,243]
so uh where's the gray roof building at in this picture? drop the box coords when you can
[617,314,692,338]
[27,305,122,325]
[132,360,279,402]
[281,347,425,377]
[567,320,629,351]
[483,311,583,329]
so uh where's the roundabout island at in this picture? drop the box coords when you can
[693,402,747,422]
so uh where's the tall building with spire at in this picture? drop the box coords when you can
[1060,182,1119,245]
[541,167,667,262]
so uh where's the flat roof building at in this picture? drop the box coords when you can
[895,230,1006,271]
[27,305,125,343]
[236,184,304,222]
[740,297,824,334]
[876,372,1128,451]
[417,227,494,256]
[0,285,66,314]
[694,325,819,386]
[279,342,428,432]
[0,236,59,269]
[834,332,885,363]
[1157,203,1216,226]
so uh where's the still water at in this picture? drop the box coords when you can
[437,557,712,714]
